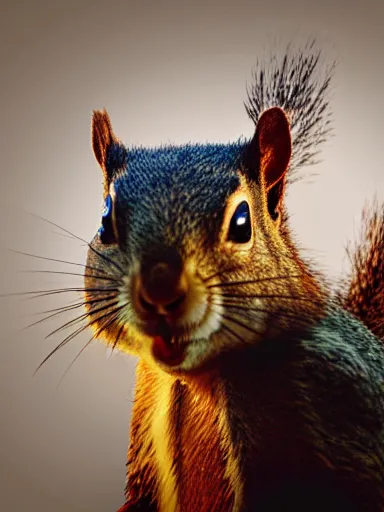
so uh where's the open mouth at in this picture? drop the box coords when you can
[152,334,187,366]
[141,317,190,367]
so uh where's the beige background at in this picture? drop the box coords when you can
[0,0,383,510]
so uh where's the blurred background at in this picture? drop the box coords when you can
[0,0,383,510]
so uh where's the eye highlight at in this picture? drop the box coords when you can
[227,200,252,244]
[98,194,116,244]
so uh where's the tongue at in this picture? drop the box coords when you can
[152,335,185,366]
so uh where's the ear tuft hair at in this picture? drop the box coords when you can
[244,41,335,183]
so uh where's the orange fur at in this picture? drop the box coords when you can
[125,362,235,511]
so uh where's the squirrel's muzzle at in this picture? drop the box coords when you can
[134,247,188,318]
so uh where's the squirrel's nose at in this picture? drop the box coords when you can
[135,252,188,316]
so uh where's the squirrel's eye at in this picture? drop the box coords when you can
[227,201,252,244]
[98,194,116,244]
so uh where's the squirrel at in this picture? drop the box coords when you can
[83,43,384,511]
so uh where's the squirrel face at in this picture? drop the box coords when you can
[84,108,322,375]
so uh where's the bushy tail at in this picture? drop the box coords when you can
[337,199,384,340]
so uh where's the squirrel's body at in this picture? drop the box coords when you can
[83,44,384,511]
[124,306,384,511]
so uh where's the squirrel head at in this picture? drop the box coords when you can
[84,107,322,376]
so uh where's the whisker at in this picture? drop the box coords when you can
[50,231,81,240]
[200,250,306,286]
[56,309,126,390]
[45,300,120,339]
[201,269,229,284]
[22,296,118,331]
[207,274,303,289]
[212,300,315,322]
[33,304,125,375]
[56,339,94,389]
[83,244,125,276]
[33,324,89,376]
[25,212,125,275]
[219,322,246,345]
[111,323,126,355]
[7,249,109,275]
[200,265,238,284]
[219,292,322,305]
[2,286,120,299]
[220,311,265,337]
[19,269,120,283]
[32,296,116,316]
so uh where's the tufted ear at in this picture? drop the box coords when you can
[247,107,292,220]
[91,109,128,195]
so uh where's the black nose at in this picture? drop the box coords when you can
[135,248,188,315]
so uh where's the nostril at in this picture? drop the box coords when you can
[164,294,186,312]
[138,292,156,313]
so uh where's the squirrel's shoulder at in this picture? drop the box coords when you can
[295,305,384,406]
[308,306,384,360]
[234,304,384,390]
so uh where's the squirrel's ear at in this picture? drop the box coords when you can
[248,107,292,219]
[91,109,128,194]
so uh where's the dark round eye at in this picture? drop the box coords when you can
[227,201,252,244]
[98,194,116,244]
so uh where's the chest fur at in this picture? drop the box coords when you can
[126,341,384,512]
[127,363,237,511]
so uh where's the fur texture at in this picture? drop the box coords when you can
[83,43,384,512]
[245,40,334,179]
[337,199,384,340]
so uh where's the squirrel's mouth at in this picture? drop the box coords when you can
[139,317,192,367]
[130,281,222,370]
[152,334,187,366]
